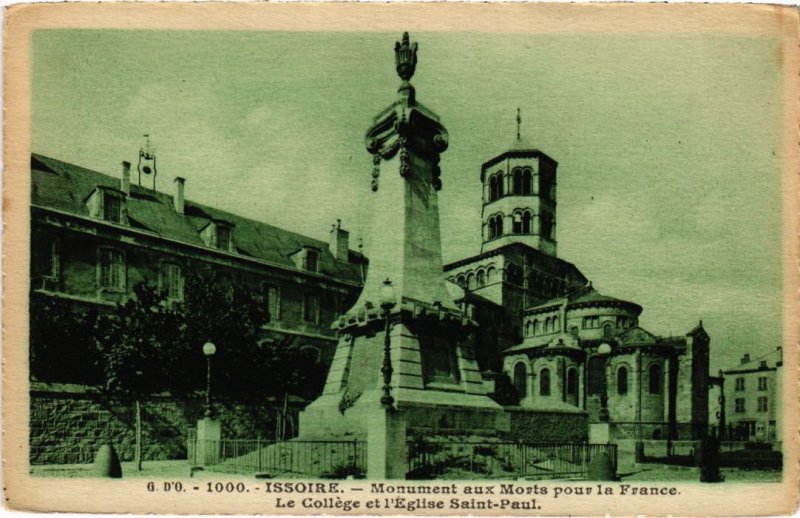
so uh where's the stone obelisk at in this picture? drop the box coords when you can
[299,33,504,444]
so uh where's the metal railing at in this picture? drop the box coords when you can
[406,440,616,480]
[188,436,366,478]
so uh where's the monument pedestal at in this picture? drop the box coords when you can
[195,417,221,466]
[367,409,407,479]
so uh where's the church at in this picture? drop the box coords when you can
[443,130,710,443]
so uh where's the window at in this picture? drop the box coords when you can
[552,315,560,333]
[162,263,184,302]
[34,235,60,280]
[533,319,541,335]
[648,364,662,394]
[104,195,122,223]
[512,168,523,195]
[616,366,628,395]
[216,225,231,251]
[603,323,614,339]
[300,345,322,363]
[488,214,504,239]
[488,172,504,201]
[617,316,629,328]
[476,270,486,288]
[522,168,532,195]
[263,284,281,322]
[457,275,466,288]
[525,321,533,336]
[467,273,476,290]
[566,367,578,401]
[513,362,527,399]
[758,377,768,391]
[757,396,768,412]
[521,211,532,233]
[582,316,600,329]
[735,378,745,391]
[303,292,320,323]
[539,368,551,396]
[486,266,496,284]
[304,249,319,272]
[735,398,745,413]
[98,248,125,291]
[512,212,523,234]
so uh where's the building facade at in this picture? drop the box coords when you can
[30,152,366,383]
[445,138,711,441]
[722,349,782,442]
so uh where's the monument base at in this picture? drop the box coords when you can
[367,409,407,479]
[195,417,221,466]
[299,387,507,440]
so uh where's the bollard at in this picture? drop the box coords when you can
[587,452,615,481]
[92,444,122,478]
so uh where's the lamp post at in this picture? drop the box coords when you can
[202,341,217,418]
[379,278,397,408]
[597,342,612,422]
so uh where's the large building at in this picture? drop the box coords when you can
[444,137,711,441]
[30,151,366,381]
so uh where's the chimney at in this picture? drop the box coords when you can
[329,219,349,261]
[121,161,131,196]
[173,177,185,215]
[741,353,750,365]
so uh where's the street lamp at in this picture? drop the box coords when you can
[202,341,217,418]
[597,342,612,422]
[379,278,397,408]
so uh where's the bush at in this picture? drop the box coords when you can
[320,463,365,479]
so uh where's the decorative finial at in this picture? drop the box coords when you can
[394,32,418,83]
[516,108,521,141]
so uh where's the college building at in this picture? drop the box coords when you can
[720,348,782,442]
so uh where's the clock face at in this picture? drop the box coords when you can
[142,165,152,175]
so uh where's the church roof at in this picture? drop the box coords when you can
[444,242,587,284]
[31,153,366,285]
[525,286,642,315]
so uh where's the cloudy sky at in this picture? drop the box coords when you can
[32,30,784,370]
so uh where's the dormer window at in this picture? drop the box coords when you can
[305,249,319,272]
[200,219,234,252]
[291,246,321,273]
[85,186,126,224]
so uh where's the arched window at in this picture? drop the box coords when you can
[495,215,504,237]
[525,321,533,336]
[649,364,662,394]
[553,315,560,333]
[512,168,523,195]
[486,266,496,284]
[467,273,476,290]
[521,211,532,233]
[617,366,629,395]
[522,168,533,195]
[489,172,504,201]
[512,211,523,234]
[539,368,551,396]
[476,270,486,288]
[513,362,527,399]
[566,367,578,404]
[533,319,541,335]
[457,275,466,288]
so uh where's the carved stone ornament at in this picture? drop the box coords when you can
[394,32,418,82]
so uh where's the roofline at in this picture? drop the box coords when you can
[32,204,364,289]
[723,366,778,375]
[480,150,558,180]
[443,241,584,276]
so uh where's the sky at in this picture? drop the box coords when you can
[32,30,785,370]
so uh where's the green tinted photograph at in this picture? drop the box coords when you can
[28,25,786,488]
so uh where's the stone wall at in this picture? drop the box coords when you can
[30,383,302,464]
[504,408,588,443]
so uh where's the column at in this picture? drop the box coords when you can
[578,362,586,409]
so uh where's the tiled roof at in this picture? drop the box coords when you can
[525,285,642,315]
[31,154,366,285]
[444,241,587,285]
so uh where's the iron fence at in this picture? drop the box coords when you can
[188,435,366,478]
[406,440,617,480]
